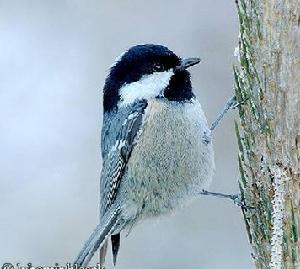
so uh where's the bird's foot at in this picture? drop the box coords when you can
[231,95,247,109]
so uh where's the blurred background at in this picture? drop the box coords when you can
[0,1,253,268]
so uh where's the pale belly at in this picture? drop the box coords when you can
[121,98,215,219]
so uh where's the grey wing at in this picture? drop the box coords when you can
[100,100,148,216]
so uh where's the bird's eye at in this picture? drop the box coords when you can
[153,64,163,72]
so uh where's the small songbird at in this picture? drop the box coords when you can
[74,44,215,267]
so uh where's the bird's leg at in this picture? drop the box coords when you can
[201,98,250,208]
[210,95,238,132]
[202,95,241,144]
[200,189,241,205]
[200,189,253,210]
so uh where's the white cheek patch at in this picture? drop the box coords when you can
[119,70,174,106]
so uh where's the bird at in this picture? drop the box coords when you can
[74,44,215,268]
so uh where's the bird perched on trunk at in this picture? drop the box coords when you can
[74,44,215,267]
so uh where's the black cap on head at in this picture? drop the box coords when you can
[103,44,196,112]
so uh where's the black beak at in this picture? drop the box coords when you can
[174,57,201,72]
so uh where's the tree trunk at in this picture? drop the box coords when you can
[234,0,300,268]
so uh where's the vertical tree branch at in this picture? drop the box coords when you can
[234,0,300,268]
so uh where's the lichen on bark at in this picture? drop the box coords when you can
[234,0,300,268]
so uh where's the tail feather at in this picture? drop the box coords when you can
[74,207,121,267]
[99,240,108,269]
[111,233,120,266]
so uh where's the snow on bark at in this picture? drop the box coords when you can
[269,167,287,269]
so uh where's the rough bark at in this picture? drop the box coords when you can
[234,0,300,268]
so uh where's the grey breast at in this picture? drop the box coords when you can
[121,98,215,218]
